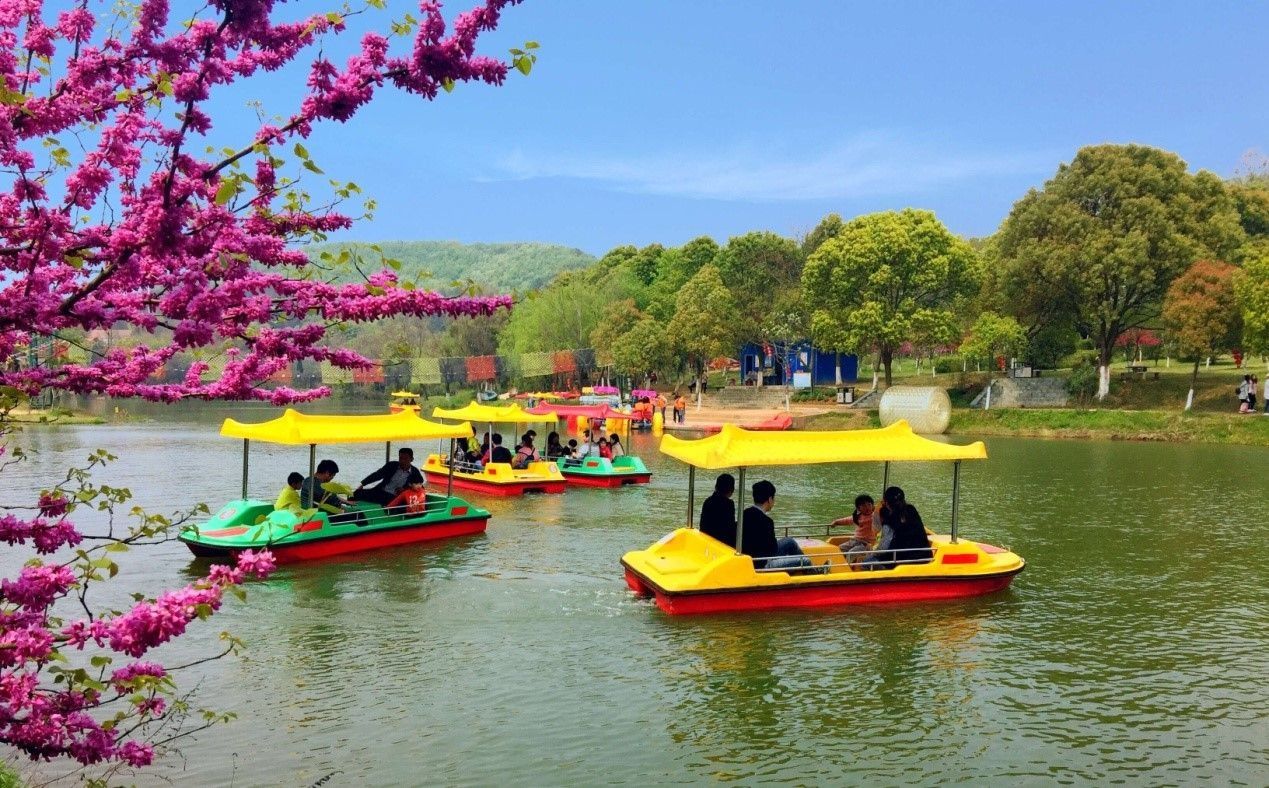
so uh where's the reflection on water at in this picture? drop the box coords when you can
[3,422,1267,785]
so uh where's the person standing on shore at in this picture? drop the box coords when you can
[1249,375,1259,413]
[1264,375,1268,415]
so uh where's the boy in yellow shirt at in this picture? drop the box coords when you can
[274,472,304,513]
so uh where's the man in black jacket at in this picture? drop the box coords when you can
[741,480,810,570]
[353,448,423,506]
[699,473,737,546]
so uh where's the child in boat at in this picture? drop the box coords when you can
[564,439,581,466]
[833,494,879,565]
[386,480,428,516]
[597,437,613,459]
[608,434,625,457]
[274,472,304,513]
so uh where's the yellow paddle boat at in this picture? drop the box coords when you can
[180,410,488,563]
[620,421,1025,614]
[426,402,566,495]
[389,390,421,414]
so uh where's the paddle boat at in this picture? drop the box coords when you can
[620,421,1025,615]
[425,402,566,495]
[388,390,421,414]
[179,410,490,563]
[526,403,652,487]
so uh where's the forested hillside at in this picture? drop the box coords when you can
[307,240,595,293]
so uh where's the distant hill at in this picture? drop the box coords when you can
[306,240,596,294]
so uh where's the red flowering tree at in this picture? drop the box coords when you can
[0,0,526,775]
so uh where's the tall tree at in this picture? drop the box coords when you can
[667,265,738,405]
[960,312,1028,379]
[1161,260,1243,410]
[714,231,804,346]
[993,145,1244,399]
[611,316,675,383]
[1233,252,1269,367]
[802,212,844,257]
[802,209,978,386]
[590,299,644,366]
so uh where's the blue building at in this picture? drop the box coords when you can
[738,341,857,387]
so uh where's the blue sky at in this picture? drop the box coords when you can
[287,0,1269,254]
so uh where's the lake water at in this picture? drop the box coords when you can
[5,414,1268,785]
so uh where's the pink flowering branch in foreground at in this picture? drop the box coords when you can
[0,0,532,777]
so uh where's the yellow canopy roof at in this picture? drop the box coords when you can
[658,420,986,469]
[390,391,419,398]
[432,402,558,424]
[221,409,473,445]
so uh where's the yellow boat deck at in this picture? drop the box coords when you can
[622,528,1025,595]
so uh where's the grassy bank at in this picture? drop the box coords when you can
[8,408,106,425]
[949,409,1269,445]
[800,407,1269,445]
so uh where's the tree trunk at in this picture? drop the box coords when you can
[834,355,842,385]
[1184,358,1199,412]
[881,347,894,388]
[1096,347,1111,400]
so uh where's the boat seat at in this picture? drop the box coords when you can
[798,541,851,574]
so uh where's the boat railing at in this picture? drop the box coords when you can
[752,545,935,573]
[438,456,486,474]
[339,499,454,528]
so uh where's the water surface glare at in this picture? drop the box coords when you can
[7,420,1268,785]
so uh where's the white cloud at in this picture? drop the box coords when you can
[488,134,1051,202]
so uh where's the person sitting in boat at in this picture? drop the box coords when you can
[833,494,880,566]
[863,486,932,570]
[564,439,581,465]
[545,431,565,459]
[353,448,423,506]
[488,433,514,464]
[511,435,538,469]
[274,472,304,513]
[301,460,360,523]
[386,480,428,517]
[699,473,737,546]
[597,437,613,459]
[608,433,625,457]
[742,481,811,571]
[576,430,598,459]
[520,433,541,461]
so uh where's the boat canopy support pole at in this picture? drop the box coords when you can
[386,441,391,463]
[447,438,455,498]
[951,460,961,544]
[687,466,696,528]
[735,466,746,555]
[882,461,890,491]
[241,439,249,499]
[308,444,316,479]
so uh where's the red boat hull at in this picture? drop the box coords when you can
[424,471,566,496]
[185,517,488,563]
[561,471,651,488]
[623,566,1021,615]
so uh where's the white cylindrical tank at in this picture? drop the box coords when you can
[878,386,952,434]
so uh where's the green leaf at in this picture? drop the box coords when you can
[516,58,533,76]
[294,143,309,159]
[303,160,324,175]
[214,179,237,206]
